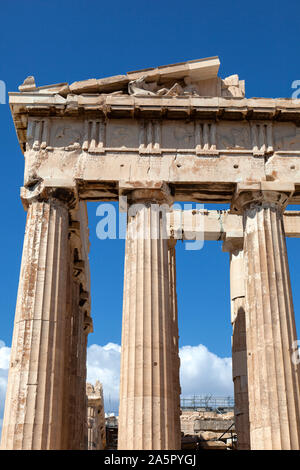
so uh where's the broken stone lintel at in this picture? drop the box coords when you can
[167,208,300,242]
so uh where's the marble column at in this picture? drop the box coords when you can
[118,187,178,450]
[83,313,93,448]
[168,239,181,449]
[74,302,86,450]
[60,243,73,450]
[77,309,92,450]
[61,249,92,450]
[224,239,250,450]
[0,192,70,449]
[65,279,88,450]
[64,278,80,449]
[233,188,300,450]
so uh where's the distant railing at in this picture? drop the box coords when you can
[180,395,234,410]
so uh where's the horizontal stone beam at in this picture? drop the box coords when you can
[167,210,300,241]
[9,93,300,154]
[194,419,235,432]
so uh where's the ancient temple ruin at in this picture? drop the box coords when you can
[86,381,106,450]
[1,56,300,450]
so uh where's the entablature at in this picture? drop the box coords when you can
[10,94,300,153]
[9,57,300,205]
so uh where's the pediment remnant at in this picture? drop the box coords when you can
[17,56,245,98]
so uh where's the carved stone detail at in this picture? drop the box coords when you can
[250,122,273,155]
[274,124,300,152]
[26,118,300,157]
[195,121,218,154]
[27,119,51,151]
[218,123,251,151]
[82,119,106,153]
[139,120,162,154]
[221,74,245,97]
[55,125,82,151]
[128,72,244,98]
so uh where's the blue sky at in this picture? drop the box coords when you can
[0,0,300,415]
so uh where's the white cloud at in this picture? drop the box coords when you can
[0,340,11,437]
[86,342,233,413]
[0,340,233,429]
[179,344,233,396]
[87,343,121,414]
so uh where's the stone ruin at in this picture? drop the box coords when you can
[1,56,300,450]
[86,381,106,450]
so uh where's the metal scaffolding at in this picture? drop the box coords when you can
[180,395,234,411]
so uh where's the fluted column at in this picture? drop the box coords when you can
[74,302,86,449]
[224,238,250,449]
[118,186,178,450]
[78,310,92,450]
[233,187,300,450]
[64,279,80,449]
[60,243,73,450]
[1,191,71,449]
[61,215,92,450]
[83,313,93,449]
[65,280,87,449]
[168,239,181,449]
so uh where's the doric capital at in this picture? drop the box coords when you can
[231,182,295,214]
[119,181,173,206]
[21,181,78,211]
